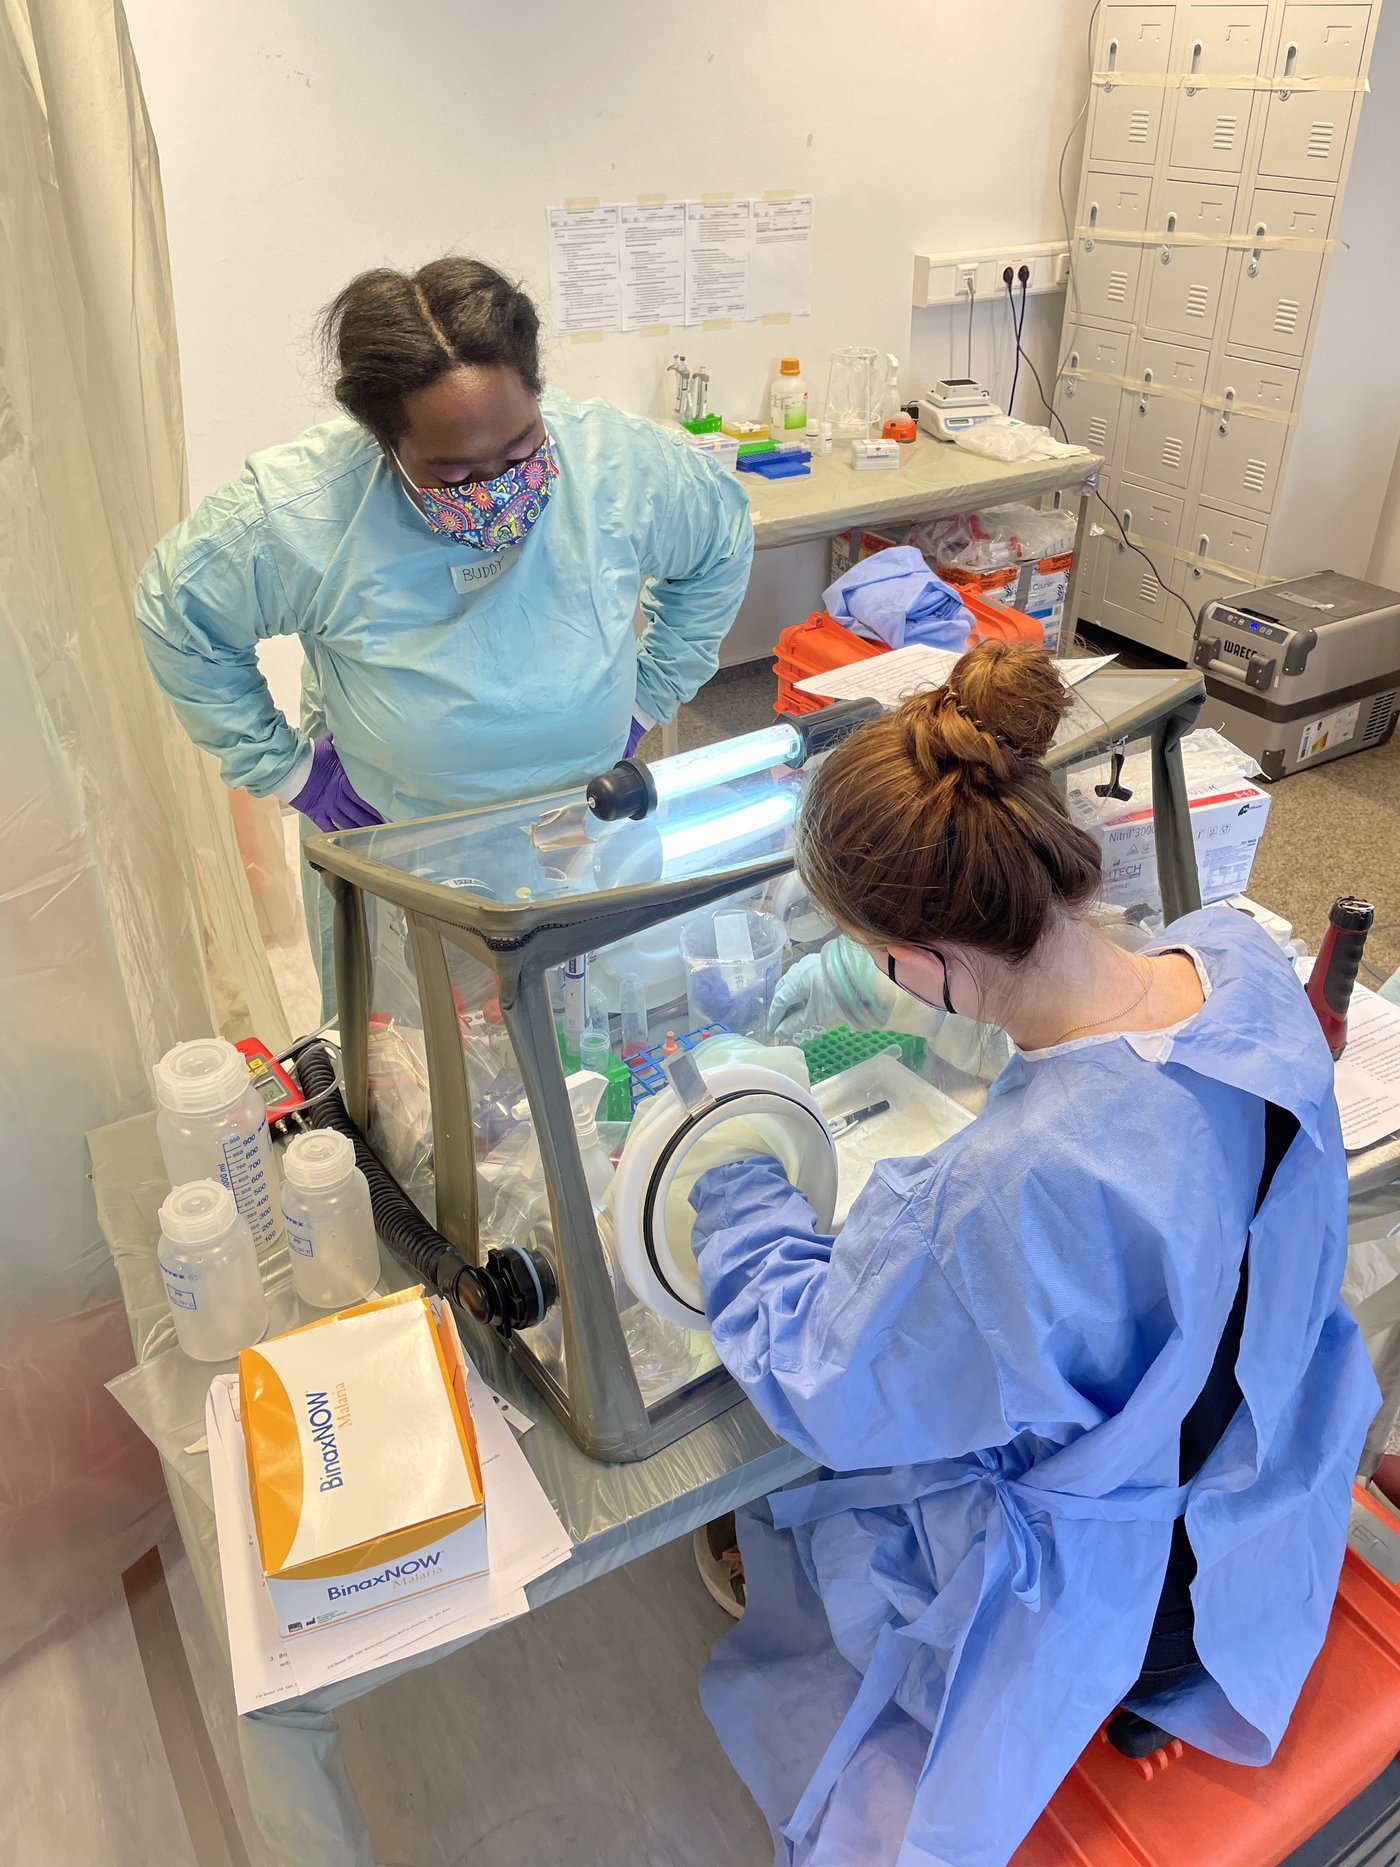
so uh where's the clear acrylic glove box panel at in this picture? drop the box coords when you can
[308,667,1204,1460]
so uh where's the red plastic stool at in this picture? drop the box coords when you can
[1012,1489,1400,1866]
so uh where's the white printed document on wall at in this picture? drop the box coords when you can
[546,195,814,334]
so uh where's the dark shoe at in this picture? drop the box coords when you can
[1106,1709,1176,1759]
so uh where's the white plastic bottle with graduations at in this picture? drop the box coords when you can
[154,1038,283,1248]
[280,1129,381,1310]
[158,1181,268,1361]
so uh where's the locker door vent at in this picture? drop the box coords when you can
[1212,115,1239,152]
[1274,297,1301,335]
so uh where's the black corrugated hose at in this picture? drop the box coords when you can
[289,1040,556,1337]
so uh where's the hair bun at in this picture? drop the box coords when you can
[948,641,1071,762]
[892,641,1070,791]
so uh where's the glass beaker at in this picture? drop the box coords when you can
[680,907,786,1038]
[824,346,879,439]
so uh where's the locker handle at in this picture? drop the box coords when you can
[1085,201,1098,252]
[1119,507,1133,548]
[1279,40,1297,101]
[1218,387,1235,437]
[1137,368,1154,415]
[1192,533,1209,579]
[1160,212,1177,266]
[1104,37,1118,88]
[1065,349,1080,397]
[1186,40,1203,96]
[1248,222,1266,278]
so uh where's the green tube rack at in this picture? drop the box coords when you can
[801,1025,927,1086]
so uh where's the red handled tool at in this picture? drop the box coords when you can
[1305,896,1374,1059]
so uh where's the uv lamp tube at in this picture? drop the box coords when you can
[657,791,796,864]
[586,697,881,823]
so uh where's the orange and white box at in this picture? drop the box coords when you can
[238,1287,487,1637]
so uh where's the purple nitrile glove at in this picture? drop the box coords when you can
[624,717,647,758]
[290,734,384,832]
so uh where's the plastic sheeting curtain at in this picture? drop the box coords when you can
[0,0,287,1658]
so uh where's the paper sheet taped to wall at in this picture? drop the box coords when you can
[546,196,813,335]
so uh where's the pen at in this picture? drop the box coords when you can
[828,1098,891,1138]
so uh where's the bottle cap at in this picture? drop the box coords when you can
[159,1179,239,1245]
[153,1037,248,1115]
[780,357,801,375]
[284,1129,356,1190]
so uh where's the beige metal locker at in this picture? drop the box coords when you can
[1144,180,1239,339]
[1228,188,1332,357]
[1198,350,1300,513]
[1060,0,1377,659]
[1124,336,1211,488]
[1061,327,1131,458]
[1169,3,1268,172]
[1100,481,1188,646]
[1179,508,1270,629]
[1199,407,1291,512]
[1090,5,1177,165]
[1076,173,1153,323]
[1258,4,1371,184]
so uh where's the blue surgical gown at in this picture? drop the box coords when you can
[135,388,754,986]
[690,907,1378,1867]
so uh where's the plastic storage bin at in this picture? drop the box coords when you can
[1012,1491,1400,1865]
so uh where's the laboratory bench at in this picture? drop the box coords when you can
[650,434,1104,756]
[742,431,1103,571]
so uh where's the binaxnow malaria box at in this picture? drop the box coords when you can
[238,1287,487,1637]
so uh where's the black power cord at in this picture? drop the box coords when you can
[1002,267,1025,415]
[1003,276,1201,636]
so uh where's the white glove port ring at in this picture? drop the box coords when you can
[611,1062,839,1331]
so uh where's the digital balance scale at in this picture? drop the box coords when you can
[917,378,1004,442]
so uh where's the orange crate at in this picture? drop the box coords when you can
[1012,1490,1400,1866]
[774,596,1044,715]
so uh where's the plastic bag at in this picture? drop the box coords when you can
[953,417,1091,463]
[912,503,1076,573]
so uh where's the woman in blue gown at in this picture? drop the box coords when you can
[689,642,1378,1866]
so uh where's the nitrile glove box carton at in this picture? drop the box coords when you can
[1067,735,1272,912]
[238,1287,487,1637]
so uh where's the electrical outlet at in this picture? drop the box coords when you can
[912,242,1072,309]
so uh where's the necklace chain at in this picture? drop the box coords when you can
[1046,958,1155,1047]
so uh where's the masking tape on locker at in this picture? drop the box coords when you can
[1091,70,1370,92]
[1061,366,1299,427]
[1093,525,1269,585]
[1073,226,1343,253]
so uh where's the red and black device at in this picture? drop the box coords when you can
[1305,896,1374,1060]
[234,1036,306,1128]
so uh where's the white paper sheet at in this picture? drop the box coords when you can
[208,1362,572,1713]
[684,199,752,324]
[545,204,622,335]
[749,195,814,319]
[1332,986,1400,1152]
[794,645,1117,705]
[620,201,687,332]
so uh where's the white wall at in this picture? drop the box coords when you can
[1272,0,1400,583]
[124,0,1096,692]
